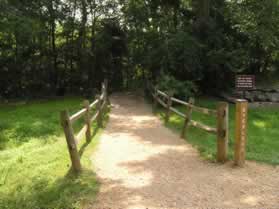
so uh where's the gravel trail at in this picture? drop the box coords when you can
[88,93,279,209]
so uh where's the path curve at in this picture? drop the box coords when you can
[89,93,279,209]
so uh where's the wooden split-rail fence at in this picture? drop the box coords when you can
[60,80,109,173]
[149,85,229,163]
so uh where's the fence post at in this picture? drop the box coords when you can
[96,95,103,128]
[144,80,149,97]
[181,97,195,138]
[153,88,158,112]
[234,99,248,166]
[217,102,229,163]
[102,82,105,96]
[104,79,110,105]
[165,92,173,123]
[103,81,108,112]
[60,110,81,173]
[84,100,91,142]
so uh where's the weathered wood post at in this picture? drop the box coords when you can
[217,102,229,163]
[165,92,173,123]
[103,81,109,112]
[102,82,105,97]
[60,110,81,173]
[104,79,110,105]
[144,80,149,98]
[234,99,248,166]
[181,97,195,138]
[153,87,158,112]
[96,95,103,128]
[84,100,91,142]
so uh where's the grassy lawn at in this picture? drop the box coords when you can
[0,98,106,209]
[156,97,279,165]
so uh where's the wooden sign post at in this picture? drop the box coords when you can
[234,99,248,166]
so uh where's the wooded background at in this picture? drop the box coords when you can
[1,0,279,99]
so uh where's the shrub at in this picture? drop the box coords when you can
[156,75,198,100]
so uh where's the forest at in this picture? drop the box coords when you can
[1,0,279,99]
[1,1,279,209]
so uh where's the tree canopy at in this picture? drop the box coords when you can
[1,0,279,98]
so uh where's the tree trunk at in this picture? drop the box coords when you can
[193,0,210,21]
[48,0,58,93]
[77,0,88,90]
[77,0,87,59]
[89,1,97,91]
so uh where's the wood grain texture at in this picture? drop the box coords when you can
[217,102,229,163]
[76,124,87,144]
[69,108,86,123]
[170,107,185,118]
[181,98,195,138]
[165,93,173,123]
[234,100,248,166]
[96,95,103,127]
[84,100,91,142]
[190,120,217,134]
[60,110,81,172]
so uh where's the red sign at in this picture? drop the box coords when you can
[235,75,255,90]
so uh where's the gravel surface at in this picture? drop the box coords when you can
[88,93,279,209]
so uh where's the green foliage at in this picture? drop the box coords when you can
[156,75,198,99]
[0,0,126,98]
[123,0,279,92]
[228,0,279,74]
[0,98,104,209]
[1,0,279,96]
[167,31,203,80]
[157,98,279,165]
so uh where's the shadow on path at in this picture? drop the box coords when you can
[89,93,279,209]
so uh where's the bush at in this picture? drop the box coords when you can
[156,75,198,100]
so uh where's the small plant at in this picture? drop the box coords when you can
[156,75,198,100]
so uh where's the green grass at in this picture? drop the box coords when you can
[156,97,279,165]
[0,98,107,209]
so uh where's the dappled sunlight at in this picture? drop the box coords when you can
[0,98,102,209]
[253,120,267,128]
[119,168,153,189]
[31,120,44,127]
[241,195,261,206]
[0,99,83,149]
[131,115,155,123]
[109,113,156,126]
[90,93,279,209]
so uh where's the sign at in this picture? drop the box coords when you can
[234,99,248,166]
[235,75,255,90]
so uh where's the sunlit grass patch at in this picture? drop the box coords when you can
[156,97,279,165]
[0,98,106,209]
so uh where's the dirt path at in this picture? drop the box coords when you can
[88,93,279,209]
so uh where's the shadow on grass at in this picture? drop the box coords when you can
[0,169,99,209]
[78,104,110,159]
[0,98,83,149]
[0,101,111,209]
[0,111,110,209]
[79,127,99,158]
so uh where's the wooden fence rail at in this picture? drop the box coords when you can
[60,80,109,173]
[149,85,229,163]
